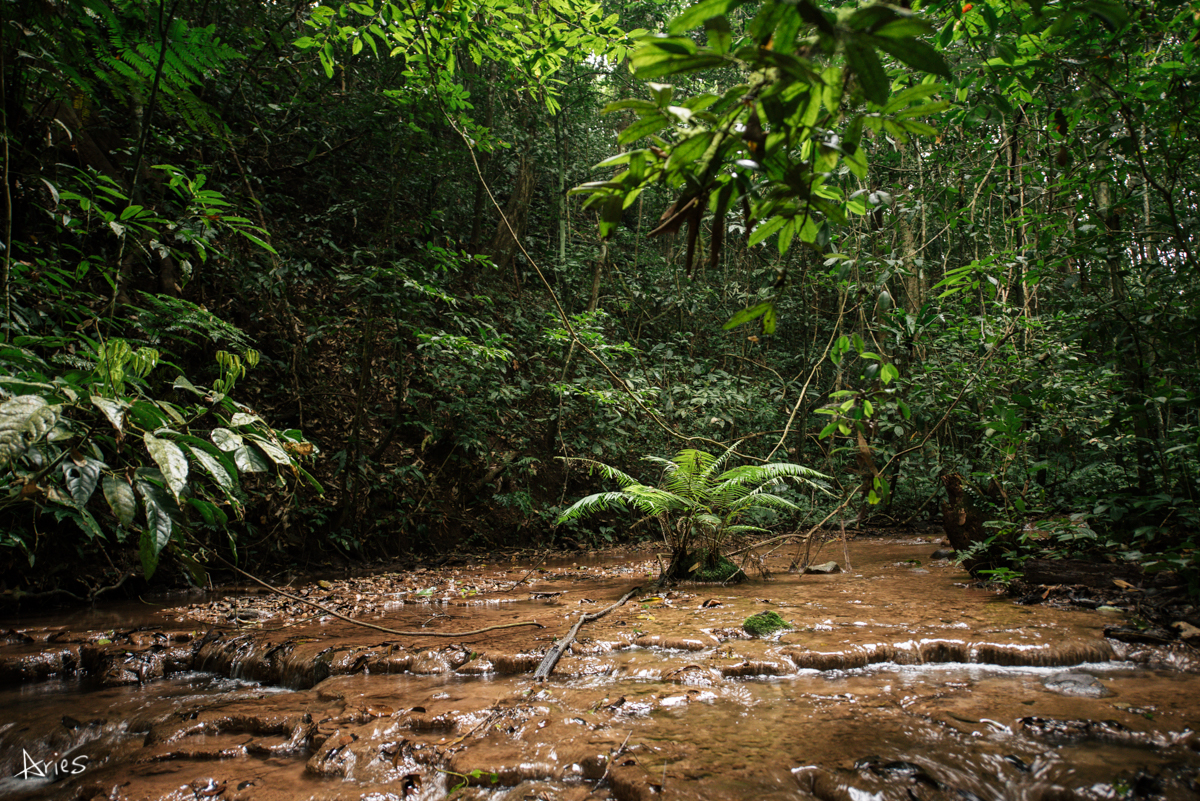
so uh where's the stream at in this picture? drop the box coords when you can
[1,537,1198,800]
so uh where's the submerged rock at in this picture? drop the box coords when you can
[1043,671,1114,698]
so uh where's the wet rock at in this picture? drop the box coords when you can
[608,760,660,801]
[1019,716,1174,747]
[1105,624,1175,645]
[971,638,1115,667]
[457,656,495,674]
[1043,672,1113,698]
[805,561,841,574]
[410,649,451,674]
[306,730,359,777]
[783,643,896,671]
[720,659,792,677]
[553,656,615,677]
[0,645,81,681]
[633,634,716,651]
[491,652,541,674]
[1174,621,1200,640]
[663,664,719,686]
[930,548,955,560]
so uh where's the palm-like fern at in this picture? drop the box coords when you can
[558,443,830,581]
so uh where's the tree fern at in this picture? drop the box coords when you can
[558,444,831,583]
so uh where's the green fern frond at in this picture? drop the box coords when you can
[732,491,802,514]
[561,457,641,489]
[556,491,635,524]
[722,525,771,537]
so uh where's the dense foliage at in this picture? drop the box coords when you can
[2,0,1197,599]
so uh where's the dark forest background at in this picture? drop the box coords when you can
[2,0,1198,600]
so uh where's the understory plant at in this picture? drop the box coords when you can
[557,442,829,584]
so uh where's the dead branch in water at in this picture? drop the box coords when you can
[533,585,641,680]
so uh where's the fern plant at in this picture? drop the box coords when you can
[558,443,829,583]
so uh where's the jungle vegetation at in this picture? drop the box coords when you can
[1,0,1198,599]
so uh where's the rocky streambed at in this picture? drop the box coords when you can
[1,538,1198,800]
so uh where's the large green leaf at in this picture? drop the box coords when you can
[90,396,127,433]
[233,444,271,473]
[61,455,106,507]
[186,444,234,491]
[144,432,189,500]
[0,396,59,465]
[844,41,888,105]
[136,481,175,579]
[211,427,243,452]
[245,434,292,467]
[103,475,138,528]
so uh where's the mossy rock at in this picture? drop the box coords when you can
[691,554,742,583]
[743,611,791,637]
[665,550,744,583]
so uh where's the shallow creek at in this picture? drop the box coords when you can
[1,538,1198,800]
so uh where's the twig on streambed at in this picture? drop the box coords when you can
[594,730,633,791]
[508,551,550,590]
[203,550,544,638]
[533,585,641,680]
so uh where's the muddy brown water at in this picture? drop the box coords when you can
[1,538,1198,800]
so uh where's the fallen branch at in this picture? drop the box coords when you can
[204,548,544,638]
[594,730,633,791]
[533,585,641,680]
[508,551,550,590]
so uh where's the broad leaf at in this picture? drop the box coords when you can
[144,432,189,500]
[246,434,292,467]
[0,396,59,465]
[61,455,106,507]
[136,480,175,579]
[186,444,234,491]
[233,444,271,473]
[90,396,127,433]
[103,476,138,528]
[211,427,243,451]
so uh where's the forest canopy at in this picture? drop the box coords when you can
[1,0,1198,598]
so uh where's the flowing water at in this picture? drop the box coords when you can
[1,538,1198,800]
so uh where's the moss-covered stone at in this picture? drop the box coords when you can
[743,611,791,637]
[690,554,742,583]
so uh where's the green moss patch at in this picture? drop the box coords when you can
[743,611,791,637]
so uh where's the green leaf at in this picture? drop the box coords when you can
[748,214,787,247]
[144,432,189,501]
[233,444,271,473]
[880,363,899,386]
[874,36,952,78]
[136,480,174,579]
[705,15,732,55]
[845,41,889,105]
[245,434,292,466]
[618,114,670,145]
[103,476,137,528]
[237,229,279,255]
[91,396,127,432]
[186,444,235,491]
[188,497,228,528]
[668,0,744,35]
[62,456,106,507]
[0,396,59,466]
[211,427,243,451]
[723,302,772,330]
